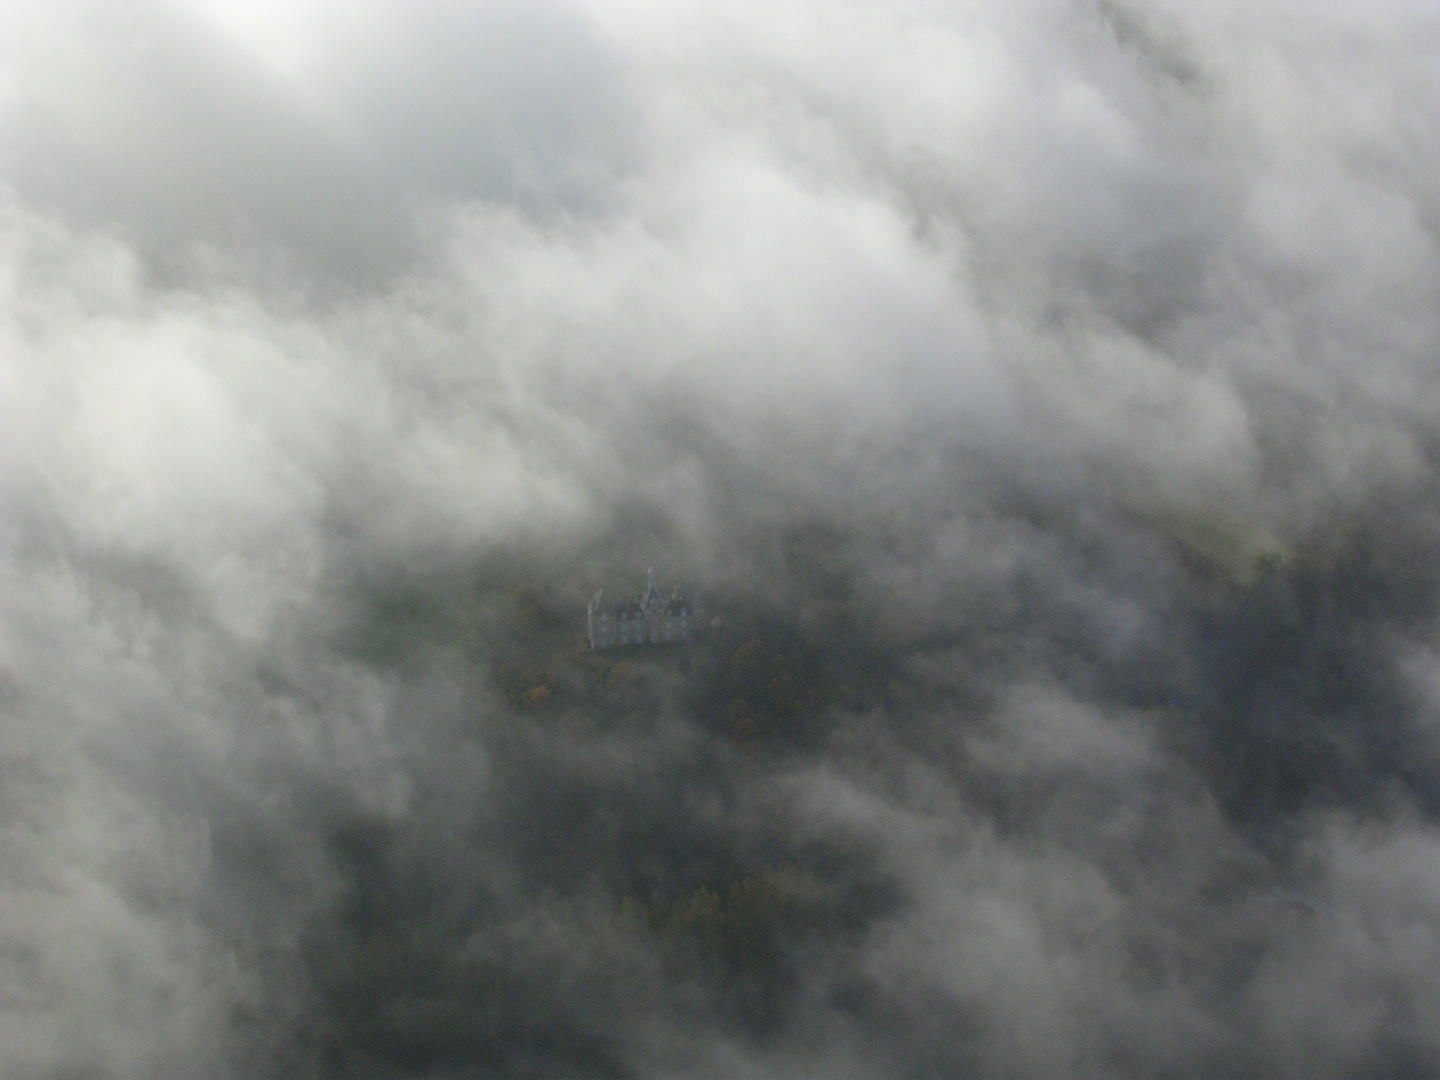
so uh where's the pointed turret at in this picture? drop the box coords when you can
[643,566,662,608]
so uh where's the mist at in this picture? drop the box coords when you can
[2,1,1439,1077]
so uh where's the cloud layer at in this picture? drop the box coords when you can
[2,1,1440,1076]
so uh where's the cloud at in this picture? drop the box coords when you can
[1,0,1439,1076]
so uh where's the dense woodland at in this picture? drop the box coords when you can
[299,504,1440,1075]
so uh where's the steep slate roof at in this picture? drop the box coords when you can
[589,570,696,617]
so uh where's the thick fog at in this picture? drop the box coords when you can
[2,1,1440,1076]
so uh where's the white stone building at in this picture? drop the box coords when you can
[587,569,699,650]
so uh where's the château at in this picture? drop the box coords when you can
[587,569,700,650]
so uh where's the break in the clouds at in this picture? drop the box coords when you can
[2,1,1440,1077]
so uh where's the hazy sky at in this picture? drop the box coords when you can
[2,2,1440,1077]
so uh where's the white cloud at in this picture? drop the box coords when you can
[2,0,1440,1074]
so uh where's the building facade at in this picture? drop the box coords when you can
[587,569,699,650]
